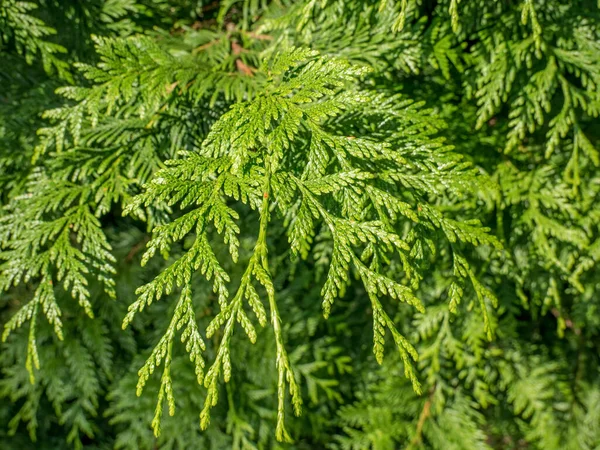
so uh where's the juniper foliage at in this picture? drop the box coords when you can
[1,0,599,449]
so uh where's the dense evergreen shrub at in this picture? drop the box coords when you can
[1,1,599,448]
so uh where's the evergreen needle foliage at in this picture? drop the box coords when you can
[1,1,599,449]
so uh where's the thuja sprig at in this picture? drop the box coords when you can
[201,169,302,442]
[121,47,500,440]
[133,284,206,437]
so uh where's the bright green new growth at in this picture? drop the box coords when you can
[1,32,501,440]
[114,47,500,438]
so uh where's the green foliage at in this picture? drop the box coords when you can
[0,0,70,79]
[1,0,600,449]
